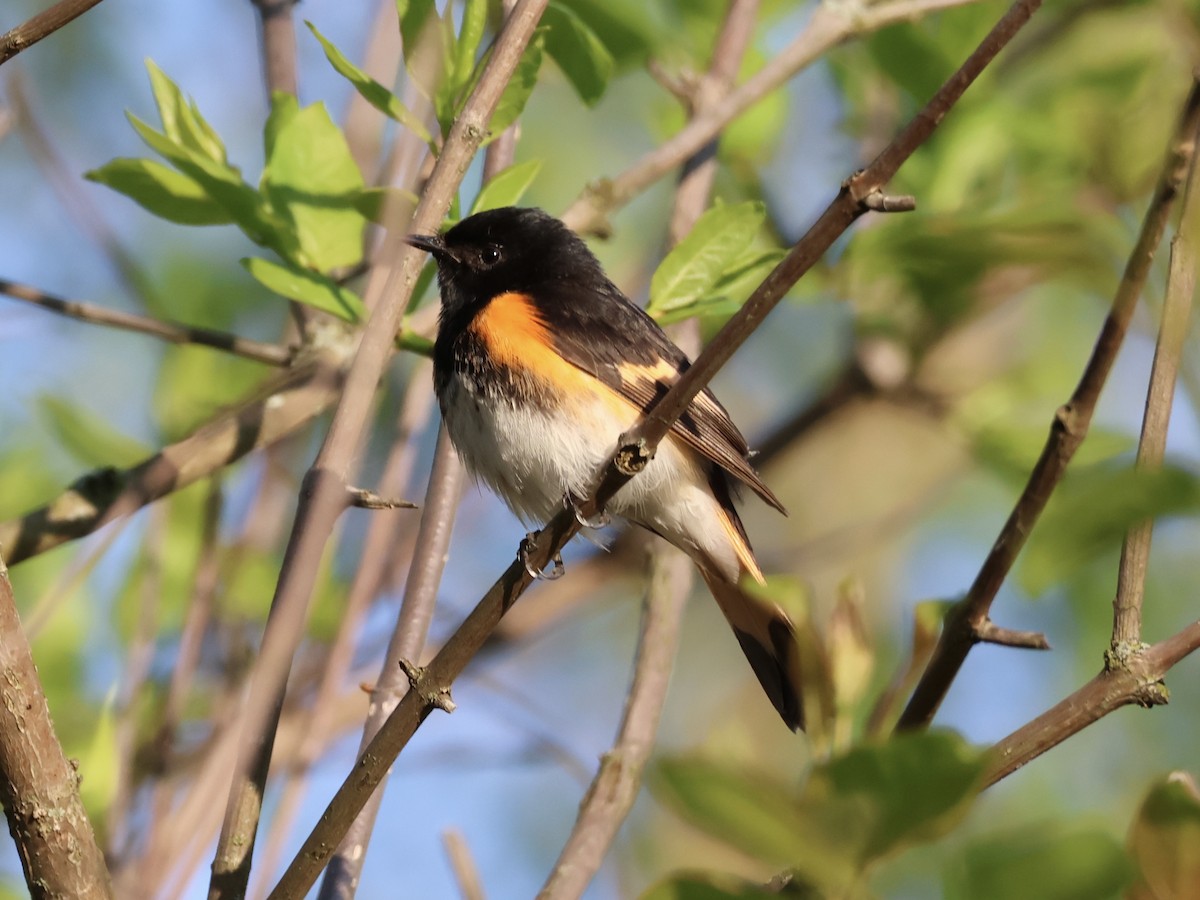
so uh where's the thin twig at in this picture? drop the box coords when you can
[251,0,298,98]
[986,619,1200,785]
[0,552,113,898]
[0,349,346,566]
[1112,147,1200,647]
[1,278,296,367]
[560,0,984,235]
[537,549,692,900]
[0,0,105,65]
[210,3,551,896]
[897,73,1200,731]
[443,830,487,900]
[268,4,1044,892]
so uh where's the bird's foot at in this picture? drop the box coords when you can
[520,532,565,580]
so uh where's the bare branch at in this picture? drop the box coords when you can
[537,548,692,900]
[268,3,1046,891]
[251,0,298,98]
[0,349,346,566]
[898,73,1200,731]
[346,487,418,510]
[975,620,1051,650]
[987,619,1200,786]
[443,829,486,900]
[211,2,552,895]
[0,0,105,66]
[1112,149,1200,646]
[0,552,113,898]
[1,278,296,367]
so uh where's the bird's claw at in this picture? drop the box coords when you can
[520,533,565,581]
[565,492,609,529]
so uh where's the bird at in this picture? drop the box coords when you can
[404,206,804,730]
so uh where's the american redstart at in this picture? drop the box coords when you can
[405,206,803,730]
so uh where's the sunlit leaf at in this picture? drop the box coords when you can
[145,60,226,163]
[78,687,119,818]
[544,2,615,105]
[86,158,233,226]
[242,256,366,322]
[38,395,150,469]
[484,33,546,140]
[471,159,543,213]
[1127,772,1200,900]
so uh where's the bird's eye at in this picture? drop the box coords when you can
[479,246,502,267]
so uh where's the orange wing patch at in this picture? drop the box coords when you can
[470,292,595,401]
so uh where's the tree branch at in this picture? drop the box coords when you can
[251,0,298,99]
[897,73,1200,731]
[0,551,113,898]
[266,4,1044,893]
[208,3,552,896]
[1,277,296,367]
[0,0,105,66]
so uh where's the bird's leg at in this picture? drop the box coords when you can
[520,532,565,580]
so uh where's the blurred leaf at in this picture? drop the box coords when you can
[145,60,226,164]
[152,344,269,441]
[452,0,489,92]
[828,579,874,726]
[544,3,615,105]
[649,201,765,315]
[864,22,958,103]
[970,422,1136,484]
[1021,464,1200,595]
[640,872,784,900]
[472,159,543,213]
[38,395,150,469]
[260,101,367,271]
[484,33,546,140]
[655,732,986,892]
[719,49,787,167]
[0,448,63,519]
[1127,772,1200,900]
[78,687,118,819]
[944,823,1135,900]
[355,186,420,225]
[85,158,233,226]
[242,257,366,322]
[264,91,300,160]
[554,0,663,69]
[308,21,433,145]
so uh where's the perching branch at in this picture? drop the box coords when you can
[897,73,1200,731]
[208,3,552,897]
[251,0,298,99]
[268,3,1044,893]
[0,278,296,367]
[0,0,105,66]
[0,552,113,898]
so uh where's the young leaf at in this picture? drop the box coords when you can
[543,2,615,106]
[397,0,445,97]
[307,21,433,145]
[261,101,367,271]
[649,202,766,315]
[243,257,366,322]
[264,91,301,160]
[485,32,545,140]
[38,395,151,468]
[86,158,233,226]
[355,186,420,224]
[77,688,119,818]
[1127,772,1200,900]
[144,60,226,164]
[471,159,543,213]
[452,0,489,92]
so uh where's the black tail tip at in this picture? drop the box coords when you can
[732,624,805,732]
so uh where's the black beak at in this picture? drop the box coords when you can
[404,233,455,262]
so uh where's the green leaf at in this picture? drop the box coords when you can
[38,395,151,468]
[261,101,367,271]
[86,158,234,226]
[355,186,420,224]
[552,0,663,69]
[1020,464,1200,595]
[1127,772,1200,900]
[452,0,489,91]
[145,59,226,163]
[78,687,119,818]
[129,114,296,258]
[397,0,445,98]
[640,873,783,900]
[484,33,545,140]
[945,823,1134,900]
[655,247,785,325]
[264,91,301,161]
[471,159,543,213]
[649,201,766,315]
[307,22,433,145]
[543,3,615,105]
[242,256,366,322]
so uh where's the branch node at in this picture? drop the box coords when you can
[1104,639,1151,673]
[862,189,917,212]
[347,486,418,511]
[614,437,653,476]
[975,619,1051,650]
[520,533,565,581]
[398,659,456,714]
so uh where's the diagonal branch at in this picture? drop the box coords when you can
[0,0,105,66]
[1,278,296,367]
[267,3,1045,893]
[897,73,1200,731]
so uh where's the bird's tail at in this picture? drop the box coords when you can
[698,564,805,731]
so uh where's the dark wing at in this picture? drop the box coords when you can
[540,279,786,514]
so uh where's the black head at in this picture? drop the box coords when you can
[404,207,607,316]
